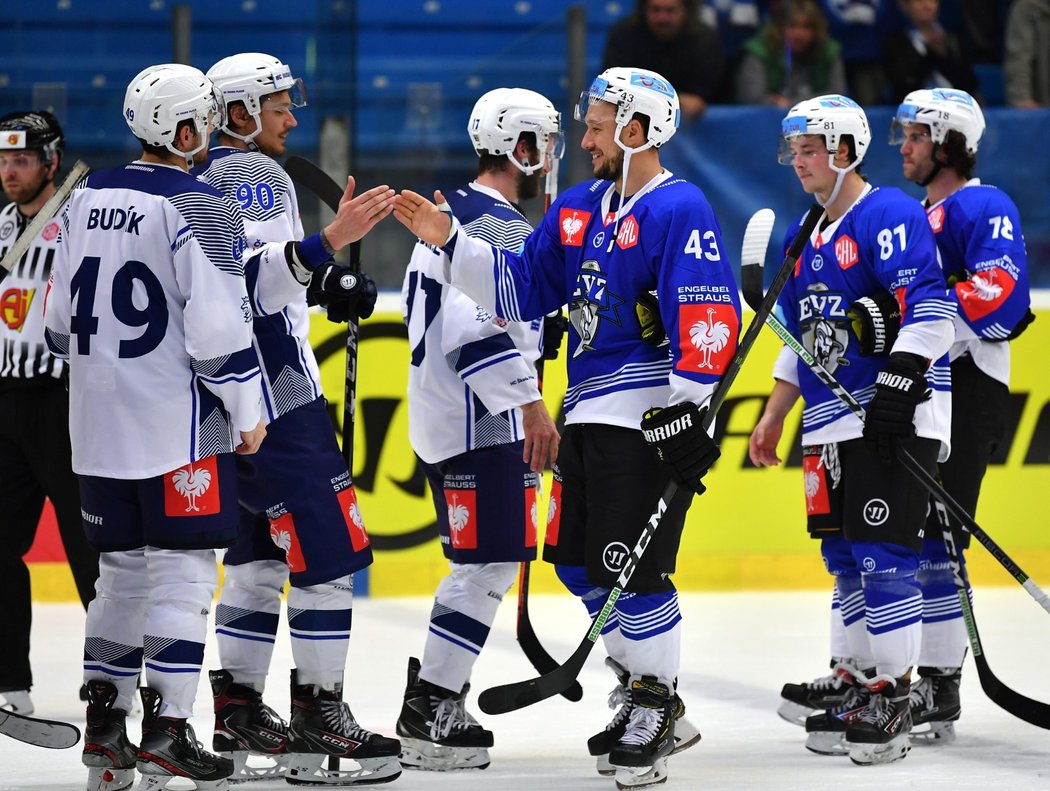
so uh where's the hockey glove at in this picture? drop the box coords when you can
[1002,308,1035,342]
[635,290,669,347]
[541,310,569,361]
[640,402,720,496]
[863,352,931,464]
[847,290,901,356]
[308,263,378,322]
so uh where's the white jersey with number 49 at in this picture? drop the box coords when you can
[43,161,262,480]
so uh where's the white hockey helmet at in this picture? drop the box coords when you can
[207,52,307,144]
[468,88,564,175]
[574,67,680,152]
[890,88,985,154]
[123,63,220,164]
[778,94,871,173]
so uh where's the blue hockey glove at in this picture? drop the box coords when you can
[641,402,720,495]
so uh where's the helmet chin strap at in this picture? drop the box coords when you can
[819,151,861,208]
[607,129,653,252]
[917,147,943,187]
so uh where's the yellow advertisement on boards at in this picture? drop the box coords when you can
[312,299,1050,596]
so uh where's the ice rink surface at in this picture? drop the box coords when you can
[3,588,1049,790]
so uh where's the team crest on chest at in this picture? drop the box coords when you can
[559,208,590,246]
[569,259,624,356]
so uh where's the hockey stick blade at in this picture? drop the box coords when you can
[0,160,89,281]
[480,206,817,716]
[744,286,1050,729]
[516,562,584,702]
[0,709,81,749]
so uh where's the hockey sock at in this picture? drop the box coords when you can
[287,573,353,690]
[824,538,873,669]
[84,550,147,713]
[617,590,682,681]
[215,559,287,691]
[917,538,970,668]
[555,564,624,659]
[143,548,218,719]
[854,541,921,678]
[829,584,850,660]
[419,561,516,693]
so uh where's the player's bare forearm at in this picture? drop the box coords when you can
[236,421,267,455]
[393,189,452,247]
[324,176,396,249]
[521,399,559,472]
[749,379,800,467]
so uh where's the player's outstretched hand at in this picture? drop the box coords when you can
[521,399,559,473]
[749,413,784,467]
[393,189,453,247]
[237,420,267,455]
[324,176,396,250]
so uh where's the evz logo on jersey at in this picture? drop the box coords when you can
[835,235,858,269]
[677,303,737,374]
[615,215,639,250]
[0,287,35,331]
[446,489,478,549]
[569,260,624,357]
[163,456,220,516]
[798,283,851,373]
[559,208,590,246]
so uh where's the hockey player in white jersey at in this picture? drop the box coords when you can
[890,88,1033,741]
[395,87,562,772]
[748,95,956,766]
[394,68,723,789]
[197,52,400,785]
[43,63,266,791]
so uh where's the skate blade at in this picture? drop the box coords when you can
[220,749,288,782]
[398,739,490,771]
[848,734,911,766]
[777,699,816,727]
[909,720,956,744]
[804,731,849,756]
[285,752,402,785]
[135,774,230,790]
[87,767,136,791]
[596,717,702,776]
[614,758,668,790]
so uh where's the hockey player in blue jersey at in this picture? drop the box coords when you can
[890,88,1033,741]
[394,86,563,772]
[394,67,724,789]
[197,52,399,785]
[748,95,956,766]
[44,63,267,791]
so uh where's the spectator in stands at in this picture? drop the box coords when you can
[603,0,725,119]
[961,0,1011,64]
[883,0,977,104]
[819,0,905,105]
[701,0,768,100]
[1004,0,1050,108]
[735,0,846,107]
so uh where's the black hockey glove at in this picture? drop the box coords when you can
[541,310,569,361]
[308,263,378,322]
[848,290,901,355]
[635,289,668,347]
[1001,308,1035,342]
[863,352,931,464]
[640,402,720,496]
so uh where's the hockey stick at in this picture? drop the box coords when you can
[0,160,89,282]
[740,266,1050,729]
[0,708,80,749]
[516,560,584,701]
[478,205,819,716]
[283,156,362,474]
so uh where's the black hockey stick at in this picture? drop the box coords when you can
[478,205,820,716]
[0,708,80,749]
[283,156,362,473]
[740,268,1050,730]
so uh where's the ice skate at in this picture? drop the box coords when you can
[590,658,700,777]
[608,676,676,790]
[778,659,851,726]
[846,675,912,766]
[803,664,871,756]
[209,669,289,781]
[136,686,234,790]
[0,688,34,716]
[285,669,401,785]
[909,666,961,743]
[83,680,138,791]
[395,656,492,771]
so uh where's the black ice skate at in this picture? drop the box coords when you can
[395,656,492,771]
[909,666,961,743]
[209,669,290,781]
[286,669,401,785]
[608,676,677,790]
[803,664,872,756]
[778,658,852,726]
[845,675,912,766]
[589,657,701,777]
[82,680,138,791]
[136,686,234,790]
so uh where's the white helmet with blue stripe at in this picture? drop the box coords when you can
[575,67,680,152]
[891,88,985,154]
